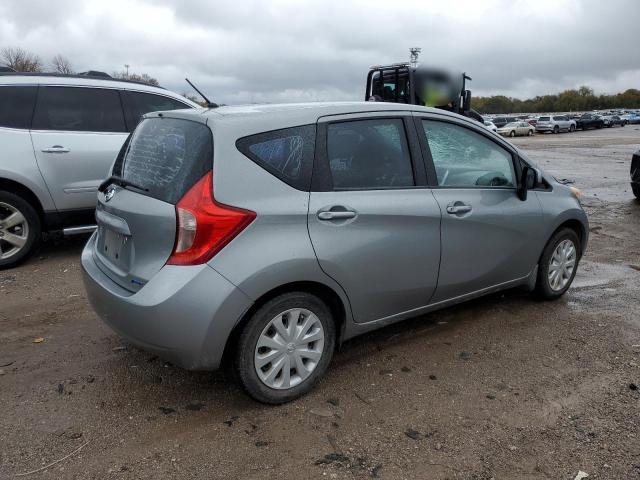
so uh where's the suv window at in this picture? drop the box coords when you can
[124,91,191,128]
[326,118,414,190]
[236,124,315,191]
[120,118,212,204]
[538,116,550,121]
[32,86,126,132]
[0,86,37,129]
[422,120,515,188]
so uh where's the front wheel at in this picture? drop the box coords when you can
[0,191,41,269]
[527,129,533,136]
[509,130,515,137]
[234,292,336,404]
[535,228,580,299]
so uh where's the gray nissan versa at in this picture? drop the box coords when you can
[81,102,588,403]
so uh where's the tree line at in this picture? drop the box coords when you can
[0,46,159,86]
[472,86,640,114]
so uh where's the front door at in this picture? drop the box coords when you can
[30,86,129,212]
[307,114,441,324]
[417,117,544,302]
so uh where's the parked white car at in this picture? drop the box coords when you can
[484,120,497,132]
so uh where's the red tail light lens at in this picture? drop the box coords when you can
[167,172,255,266]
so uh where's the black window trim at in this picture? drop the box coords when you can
[311,114,427,192]
[236,123,316,192]
[30,84,128,134]
[413,114,523,190]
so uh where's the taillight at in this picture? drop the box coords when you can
[167,172,255,266]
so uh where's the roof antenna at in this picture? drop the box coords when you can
[185,78,218,108]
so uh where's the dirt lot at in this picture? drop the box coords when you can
[1,126,639,480]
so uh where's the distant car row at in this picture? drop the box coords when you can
[484,111,640,138]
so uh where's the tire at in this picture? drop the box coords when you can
[553,125,559,134]
[569,124,575,132]
[0,191,41,269]
[535,228,581,299]
[633,184,640,199]
[234,292,336,404]
[528,129,533,136]
[509,130,515,137]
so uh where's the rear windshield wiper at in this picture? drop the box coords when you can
[98,175,149,193]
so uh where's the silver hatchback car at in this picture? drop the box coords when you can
[82,102,588,403]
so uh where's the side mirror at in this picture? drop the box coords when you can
[518,166,536,201]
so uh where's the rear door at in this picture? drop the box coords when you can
[30,86,129,211]
[307,113,441,324]
[415,116,544,302]
[93,116,212,291]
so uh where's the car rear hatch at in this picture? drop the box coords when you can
[93,115,213,293]
[537,116,551,126]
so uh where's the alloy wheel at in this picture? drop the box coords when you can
[0,202,29,260]
[548,239,577,291]
[254,308,325,389]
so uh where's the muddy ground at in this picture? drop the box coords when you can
[1,126,639,480]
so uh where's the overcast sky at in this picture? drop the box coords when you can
[1,0,638,104]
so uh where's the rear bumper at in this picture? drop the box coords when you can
[535,125,553,132]
[81,233,252,370]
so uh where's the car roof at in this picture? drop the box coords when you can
[150,101,475,133]
[1,72,169,94]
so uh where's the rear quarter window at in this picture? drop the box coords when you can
[119,117,212,204]
[236,124,316,191]
[0,86,37,129]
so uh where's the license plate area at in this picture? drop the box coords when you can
[96,226,132,272]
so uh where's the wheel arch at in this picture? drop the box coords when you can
[0,178,45,224]
[220,280,349,368]
[542,218,587,261]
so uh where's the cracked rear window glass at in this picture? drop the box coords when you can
[121,117,212,204]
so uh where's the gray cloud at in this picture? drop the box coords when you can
[1,0,638,103]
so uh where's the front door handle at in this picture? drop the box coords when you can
[41,145,70,153]
[446,203,472,215]
[317,210,357,221]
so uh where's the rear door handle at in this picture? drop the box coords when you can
[446,203,472,214]
[317,210,357,221]
[41,145,70,153]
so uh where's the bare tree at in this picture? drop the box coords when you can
[1,47,43,72]
[51,54,74,74]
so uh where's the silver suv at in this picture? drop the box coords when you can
[0,73,197,268]
[81,103,588,403]
[535,115,576,134]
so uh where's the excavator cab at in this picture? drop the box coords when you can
[365,63,482,122]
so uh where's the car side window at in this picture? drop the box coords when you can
[236,124,316,191]
[0,86,37,129]
[32,86,126,132]
[125,91,191,128]
[326,118,414,190]
[422,120,515,188]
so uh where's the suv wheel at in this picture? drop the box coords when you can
[235,292,336,404]
[553,125,559,134]
[0,191,41,269]
[535,228,580,299]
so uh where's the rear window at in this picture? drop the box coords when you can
[0,86,37,129]
[538,116,550,121]
[236,124,315,191]
[124,91,192,129]
[119,117,212,204]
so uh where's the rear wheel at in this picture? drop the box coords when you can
[569,124,575,132]
[235,292,336,404]
[509,130,515,137]
[553,125,559,134]
[527,129,533,136]
[535,228,580,299]
[632,184,640,199]
[0,191,41,269]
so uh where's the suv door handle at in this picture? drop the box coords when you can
[446,203,472,214]
[41,145,70,153]
[317,210,357,221]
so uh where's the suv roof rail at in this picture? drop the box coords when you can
[0,71,165,89]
